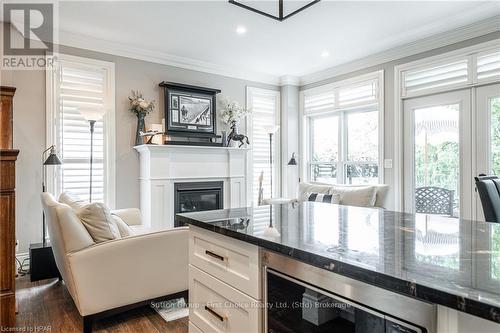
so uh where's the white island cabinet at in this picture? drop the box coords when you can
[185,222,500,333]
[188,225,262,333]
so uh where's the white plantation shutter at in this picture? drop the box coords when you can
[251,205,275,236]
[303,73,381,115]
[399,47,500,98]
[304,90,335,115]
[51,55,115,204]
[402,59,469,96]
[247,88,280,206]
[248,87,280,233]
[477,51,500,82]
[338,79,378,109]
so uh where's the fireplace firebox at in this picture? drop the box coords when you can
[174,181,224,227]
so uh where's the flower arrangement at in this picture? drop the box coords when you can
[128,90,155,116]
[219,97,250,126]
[128,90,155,146]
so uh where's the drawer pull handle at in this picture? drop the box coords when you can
[205,250,225,262]
[205,305,226,322]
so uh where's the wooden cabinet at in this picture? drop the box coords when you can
[188,226,262,333]
[0,87,15,148]
[0,86,18,329]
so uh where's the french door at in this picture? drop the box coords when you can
[475,83,500,220]
[403,90,472,219]
[404,84,500,220]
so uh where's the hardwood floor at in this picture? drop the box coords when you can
[15,275,188,333]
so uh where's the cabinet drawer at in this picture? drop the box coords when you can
[189,265,261,333]
[189,226,260,299]
[189,321,203,333]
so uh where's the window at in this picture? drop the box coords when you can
[47,54,115,206]
[477,50,500,82]
[490,96,500,175]
[403,59,469,96]
[303,71,383,185]
[247,87,280,205]
[310,115,339,183]
[345,109,379,184]
[400,46,500,98]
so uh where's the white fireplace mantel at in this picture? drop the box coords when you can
[134,144,251,230]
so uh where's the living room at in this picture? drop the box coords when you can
[1,1,500,332]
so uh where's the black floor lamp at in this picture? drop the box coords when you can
[31,145,62,282]
[41,145,62,246]
[264,125,280,200]
[262,126,280,239]
[79,109,105,202]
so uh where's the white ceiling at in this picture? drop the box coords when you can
[56,1,500,83]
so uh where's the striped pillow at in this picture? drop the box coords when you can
[307,192,340,204]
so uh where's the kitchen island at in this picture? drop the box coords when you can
[178,202,500,333]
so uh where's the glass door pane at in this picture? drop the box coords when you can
[414,104,460,217]
[404,90,471,218]
[474,86,500,294]
[490,97,500,174]
[475,83,500,221]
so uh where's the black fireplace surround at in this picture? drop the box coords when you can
[174,181,224,227]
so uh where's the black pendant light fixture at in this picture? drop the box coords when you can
[229,0,320,22]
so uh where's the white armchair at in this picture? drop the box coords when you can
[40,193,188,332]
[111,207,155,234]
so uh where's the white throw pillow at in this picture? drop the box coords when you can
[306,192,340,204]
[59,192,87,210]
[75,202,121,243]
[329,185,377,207]
[111,214,135,237]
[298,182,333,202]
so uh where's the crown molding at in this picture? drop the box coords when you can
[58,30,281,86]
[55,12,499,88]
[299,14,500,86]
[279,75,300,86]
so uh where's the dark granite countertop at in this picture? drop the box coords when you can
[177,202,500,323]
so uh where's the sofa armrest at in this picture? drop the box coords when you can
[262,198,296,205]
[111,208,142,226]
[67,227,188,316]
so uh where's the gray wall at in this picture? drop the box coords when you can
[1,23,277,253]
[301,32,500,210]
[3,19,499,253]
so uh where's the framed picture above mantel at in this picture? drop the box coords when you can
[159,82,221,138]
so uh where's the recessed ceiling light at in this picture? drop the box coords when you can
[236,25,247,35]
[321,51,330,58]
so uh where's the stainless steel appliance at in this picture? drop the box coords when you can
[263,250,436,333]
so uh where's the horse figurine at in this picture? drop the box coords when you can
[227,123,250,148]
